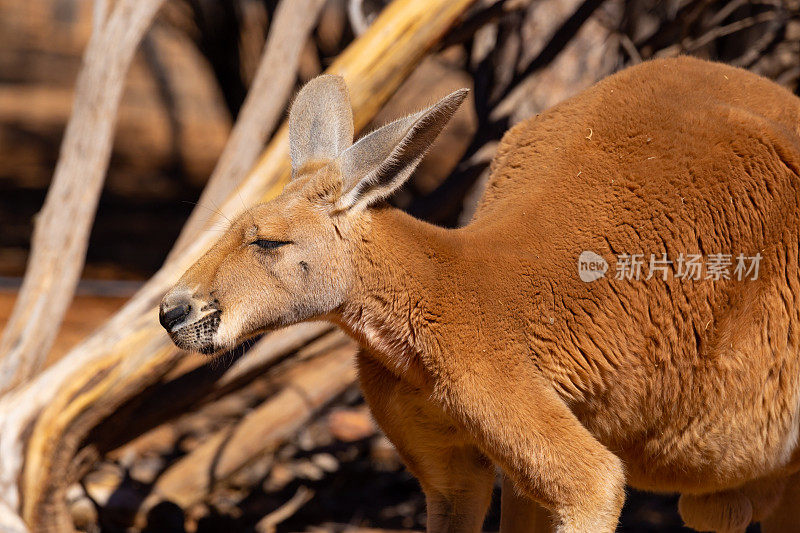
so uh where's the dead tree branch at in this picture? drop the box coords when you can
[170,0,328,257]
[255,486,315,533]
[0,498,28,533]
[0,0,166,394]
[348,0,371,35]
[143,338,356,511]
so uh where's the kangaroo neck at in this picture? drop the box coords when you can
[334,207,466,379]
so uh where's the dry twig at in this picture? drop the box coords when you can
[255,486,316,533]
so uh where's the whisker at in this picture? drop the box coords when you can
[183,200,233,227]
[207,197,232,224]
[237,189,250,215]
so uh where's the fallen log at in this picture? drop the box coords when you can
[85,322,335,456]
[142,335,356,513]
[0,0,477,530]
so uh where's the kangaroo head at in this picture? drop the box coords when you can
[160,75,467,354]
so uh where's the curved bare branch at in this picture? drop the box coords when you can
[0,0,166,394]
[169,0,327,257]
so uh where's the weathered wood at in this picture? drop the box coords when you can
[143,337,356,511]
[0,498,28,533]
[86,322,334,455]
[0,0,476,530]
[0,0,166,394]
[170,0,328,257]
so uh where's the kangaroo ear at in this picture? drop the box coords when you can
[335,88,468,212]
[289,75,354,175]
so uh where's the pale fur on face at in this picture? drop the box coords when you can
[183,166,358,353]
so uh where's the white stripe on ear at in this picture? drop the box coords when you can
[335,88,469,212]
[289,75,354,175]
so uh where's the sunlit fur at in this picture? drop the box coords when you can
[162,57,800,533]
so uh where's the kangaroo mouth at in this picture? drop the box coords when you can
[169,311,222,354]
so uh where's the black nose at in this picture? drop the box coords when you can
[159,302,191,332]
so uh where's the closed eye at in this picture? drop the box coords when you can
[251,239,291,250]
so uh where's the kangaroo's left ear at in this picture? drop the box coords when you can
[334,88,468,212]
[289,74,354,175]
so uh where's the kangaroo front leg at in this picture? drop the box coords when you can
[441,369,625,533]
[422,447,495,533]
[356,351,495,533]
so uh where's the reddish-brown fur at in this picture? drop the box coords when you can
[162,57,800,532]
